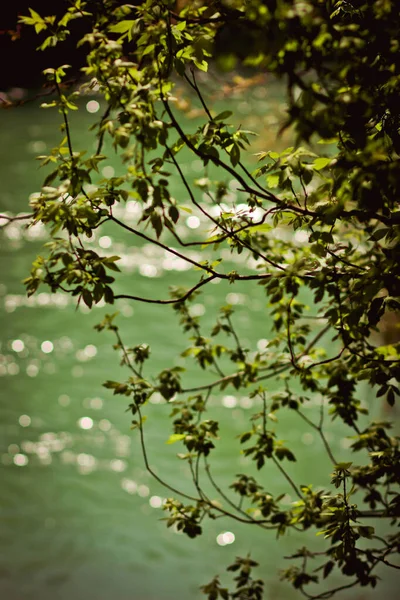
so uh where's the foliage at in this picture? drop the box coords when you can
[3,0,400,597]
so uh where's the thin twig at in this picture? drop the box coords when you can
[271,455,303,500]
[115,275,216,305]
[0,213,33,229]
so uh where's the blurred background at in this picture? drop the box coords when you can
[1,3,399,600]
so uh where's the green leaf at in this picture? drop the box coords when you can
[317,138,337,145]
[267,173,280,188]
[193,59,208,72]
[335,462,352,470]
[168,205,179,224]
[109,20,135,33]
[371,228,389,241]
[357,526,375,539]
[387,388,395,407]
[166,434,186,445]
[214,111,233,121]
[82,289,93,308]
[323,561,334,579]
[109,20,135,40]
[313,157,332,171]
[230,144,240,167]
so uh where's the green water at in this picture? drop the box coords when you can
[0,95,398,600]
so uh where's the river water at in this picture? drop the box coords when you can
[0,90,398,599]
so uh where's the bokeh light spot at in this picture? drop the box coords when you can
[149,495,163,508]
[86,100,100,113]
[102,166,115,178]
[26,364,39,377]
[216,531,235,546]
[138,484,150,497]
[19,414,31,427]
[41,341,54,354]
[58,394,71,407]
[84,344,97,358]
[110,459,127,472]
[222,395,237,408]
[78,416,94,430]
[12,339,24,352]
[121,478,137,494]
[99,419,111,432]
[13,453,28,467]
[99,236,112,249]
[186,216,200,229]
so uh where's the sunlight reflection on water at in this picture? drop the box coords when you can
[1,92,375,600]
